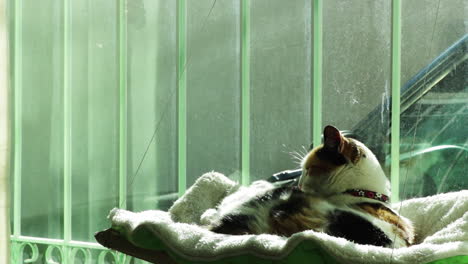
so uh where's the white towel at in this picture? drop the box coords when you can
[109,172,468,264]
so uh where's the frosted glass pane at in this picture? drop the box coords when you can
[322,0,391,165]
[20,0,64,238]
[186,0,241,186]
[70,0,120,241]
[250,0,312,181]
[127,0,178,211]
[401,0,467,85]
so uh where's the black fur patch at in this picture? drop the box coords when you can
[316,147,347,165]
[327,210,391,247]
[211,214,253,235]
[270,189,308,219]
[250,186,291,205]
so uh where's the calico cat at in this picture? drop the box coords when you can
[207,125,414,248]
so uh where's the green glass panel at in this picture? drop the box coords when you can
[322,0,392,168]
[126,0,178,212]
[70,0,120,241]
[186,0,241,186]
[20,0,64,239]
[250,0,312,181]
[401,0,467,86]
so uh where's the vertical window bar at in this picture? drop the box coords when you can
[177,0,187,197]
[63,0,72,243]
[1,0,11,260]
[241,0,250,185]
[391,0,401,203]
[312,0,323,147]
[13,0,22,238]
[118,0,128,209]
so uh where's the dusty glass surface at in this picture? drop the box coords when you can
[69,0,120,242]
[186,0,241,186]
[401,0,467,85]
[398,39,467,199]
[322,0,392,166]
[126,0,178,213]
[250,0,312,181]
[19,0,64,239]
[399,0,467,200]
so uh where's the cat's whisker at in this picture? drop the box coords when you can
[283,150,301,162]
[301,145,310,154]
[296,149,306,156]
[290,156,303,164]
[282,148,301,158]
[291,156,303,163]
[288,151,306,163]
[287,150,300,157]
[292,159,302,165]
[288,155,305,166]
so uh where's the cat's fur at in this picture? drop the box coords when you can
[207,126,414,248]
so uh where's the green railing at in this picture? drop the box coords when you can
[10,236,130,264]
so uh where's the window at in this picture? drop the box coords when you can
[7,0,466,263]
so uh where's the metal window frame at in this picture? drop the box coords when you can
[391,0,401,203]
[1,0,11,262]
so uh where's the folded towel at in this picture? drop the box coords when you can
[109,172,468,264]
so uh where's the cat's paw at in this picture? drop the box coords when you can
[200,208,218,225]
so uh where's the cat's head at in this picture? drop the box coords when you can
[298,125,390,197]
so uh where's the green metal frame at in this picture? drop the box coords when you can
[118,0,128,210]
[177,0,187,197]
[63,0,72,254]
[12,0,22,240]
[312,0,323,148]
[391,0,401,203]
[241,0,250,186]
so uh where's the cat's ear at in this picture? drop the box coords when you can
[323,125,343,152]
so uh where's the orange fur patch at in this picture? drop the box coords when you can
[303,138,364,177]
[340,139,362,164]
[357,203,414,246]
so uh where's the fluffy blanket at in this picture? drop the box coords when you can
[109,172,468,264]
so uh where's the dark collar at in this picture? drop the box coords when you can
[343,189,389,203]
